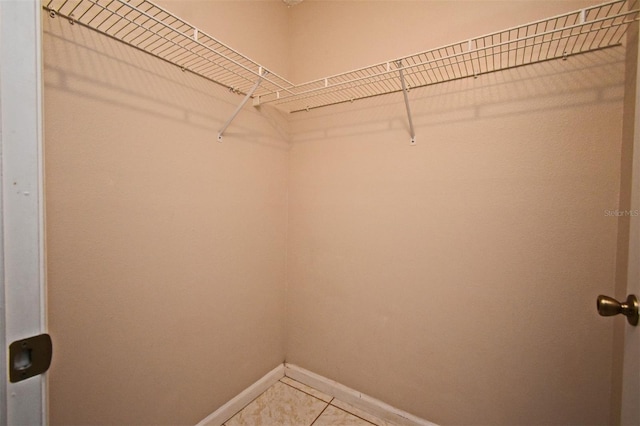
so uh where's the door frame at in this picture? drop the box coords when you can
[0,0,47,424]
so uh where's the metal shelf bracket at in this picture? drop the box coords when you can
[218,68,266,142]
[396,61,416,146]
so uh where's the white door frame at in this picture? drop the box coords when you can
[0,0,47,424]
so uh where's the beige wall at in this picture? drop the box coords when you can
[43,2,289,424]
[44,0,635,425]
[286,1,627,425]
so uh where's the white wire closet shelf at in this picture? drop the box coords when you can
[43,0,639,131]
[258,0,640,113]
[43,0,295,99]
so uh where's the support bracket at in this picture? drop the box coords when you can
[218,68,266,142]
[396,61,416,145]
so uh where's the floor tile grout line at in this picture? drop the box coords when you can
[279,378,332,404]
[281,375,394,425]
[223,380,284,425]
[224,378,393,426]
[330,403,379,426]
[309,399,332,426]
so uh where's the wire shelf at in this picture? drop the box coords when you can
[43,0,638,116]
[43,0,295,98]
[257,0,639,113]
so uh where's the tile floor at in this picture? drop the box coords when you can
[223,376,398,426]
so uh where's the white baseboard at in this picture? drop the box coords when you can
[196,363,285,426]
[284,363,437,426]
[196,362,437,426]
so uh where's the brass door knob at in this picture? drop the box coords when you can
[597,294,639,326]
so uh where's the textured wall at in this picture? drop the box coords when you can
[43,2,289,424]
[43,1,634,424]
[286,1,626,424]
